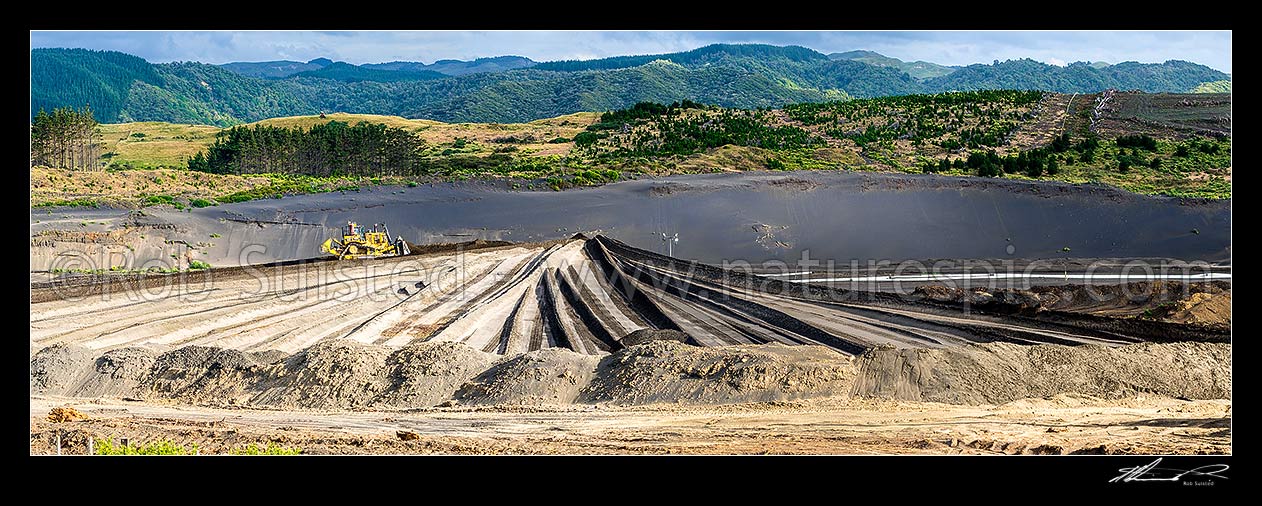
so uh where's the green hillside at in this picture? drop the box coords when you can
[928,59,1227,93]
[363,56,536,76]
[31,45,1232,126]
[291,62,446,82]
[829,50,956,79]
[119,62,316,124]
[533,44,826,71]
[1191,80,1232,93]
[31,48,164,123]
[219,59,328,78]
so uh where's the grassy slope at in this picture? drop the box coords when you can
[34,112,601,207]
[100,122,220,169]
[29,167,413,208]
[1191,80,1232,94]
[98,112,601,169]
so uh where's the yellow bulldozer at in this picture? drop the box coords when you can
[321,221,411,260]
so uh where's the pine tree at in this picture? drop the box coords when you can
[30,105,101,169]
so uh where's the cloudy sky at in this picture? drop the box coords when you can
[30,31,1232,73]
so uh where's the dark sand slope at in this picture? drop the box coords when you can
[198,171,1236,262]
[31,171,1230,272]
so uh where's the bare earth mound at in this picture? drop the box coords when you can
[31,339,1231,410]
[457,348,602,405]
[146,346,266,406]
[30,344,96,396]
[582,341,855,405]
[1165,291,1231,326]
[250,340,395,410]
[67,347,158,399]
[853,342,1231,404]
[31,345,163,399]
[374,342,498,408]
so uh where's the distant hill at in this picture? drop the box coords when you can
[219,58,330,79]
[926,59,1227,94]
[31,45,1232,126]
[533,44,824,72]
[363,56,535,76]
[222,55,536,79]
[117,61,315,125]
[290,62,446,82]
[829,50,956,80]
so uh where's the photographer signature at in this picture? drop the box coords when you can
[1111,458,1229,483]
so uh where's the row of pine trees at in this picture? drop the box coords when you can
[31,105,102,170]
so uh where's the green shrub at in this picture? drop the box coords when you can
[216,187,284,203]
[216,192,251,204]
[190,198,216,208]
[95,438,197,455]
[34,198,98,208]
[572,131,605,146]
[545,177,568,191]
[1116,134,1157,151]
[230,442,303,455]
[188,260,211,270]
[143,195,175,206]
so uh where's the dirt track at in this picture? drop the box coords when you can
[30,395,1230,455]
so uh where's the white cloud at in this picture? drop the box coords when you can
[1046,57,1067,67]
[28,30,1233,73]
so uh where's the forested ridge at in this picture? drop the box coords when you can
[32,45,1230,126]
